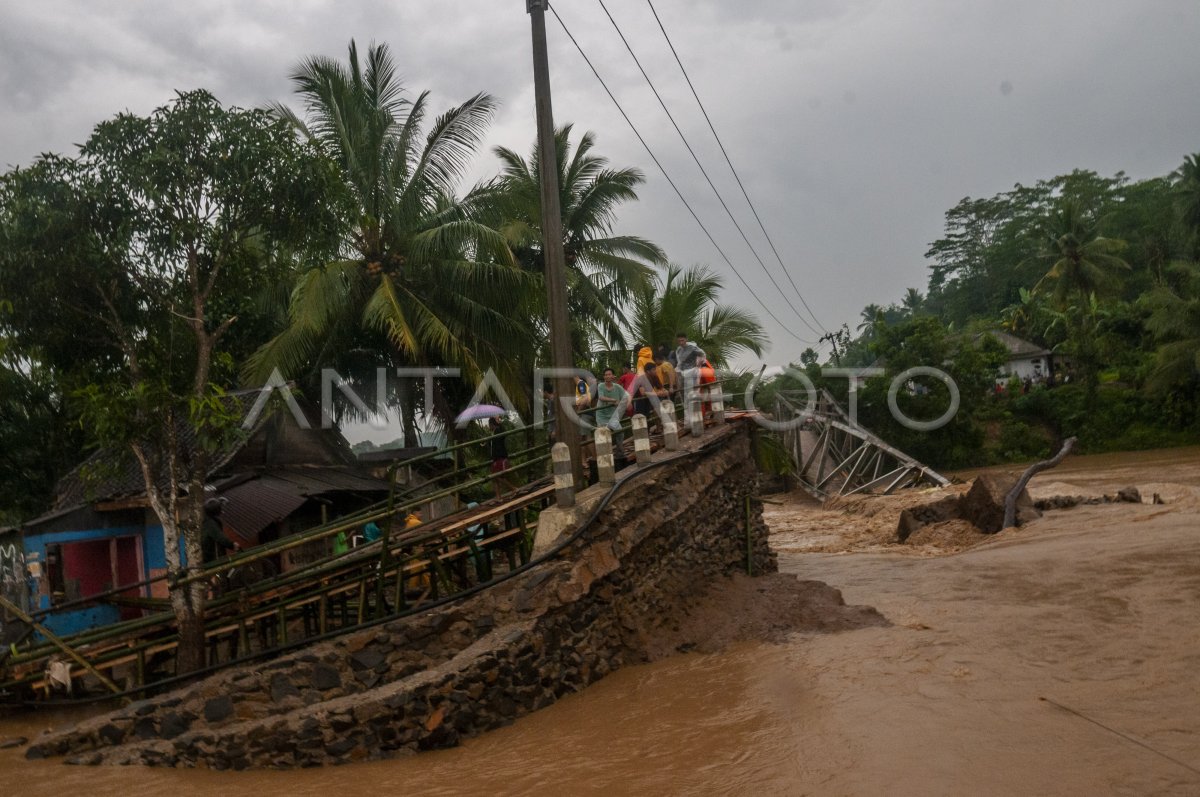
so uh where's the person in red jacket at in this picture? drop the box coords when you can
[699,358,716,414]
[618,362,637,416]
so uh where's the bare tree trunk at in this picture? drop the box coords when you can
[176,609,207,674]
[133,424,210,675]
[1003,437,1076,529]
[398,377,418,448]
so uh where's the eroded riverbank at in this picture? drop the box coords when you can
[3,447,1199,794]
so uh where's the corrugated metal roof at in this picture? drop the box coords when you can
[217,468,387,544]
[220,480,307,545]
[258,468,388,494]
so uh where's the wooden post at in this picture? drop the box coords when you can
[552,442,575,508]
[594,426,616,484]
[632,414,651,466]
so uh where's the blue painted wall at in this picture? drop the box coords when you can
[24,524,165,637]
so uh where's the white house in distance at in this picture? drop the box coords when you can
[981,330,1064,384]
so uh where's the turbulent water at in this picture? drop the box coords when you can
[3,446,1200,795]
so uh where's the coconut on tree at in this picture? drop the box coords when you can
[246,41,534,440]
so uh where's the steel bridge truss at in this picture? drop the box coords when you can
[773,389,949,500]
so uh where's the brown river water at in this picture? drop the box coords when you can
[3,445,1200,795]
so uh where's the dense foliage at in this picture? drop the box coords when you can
[0,41,764,527]
[825,161,1200,469]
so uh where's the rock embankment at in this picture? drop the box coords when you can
[29,425,849,769]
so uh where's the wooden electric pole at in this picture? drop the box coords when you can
[527,0,584,485]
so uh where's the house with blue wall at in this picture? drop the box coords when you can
[15,395,388,637]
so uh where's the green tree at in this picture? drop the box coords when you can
[1173,153,1200,259]
[0,90,339,671]
[857,303,883,338]
[1028,198,1130,391]
[249,41,532,439]
[900,288,925,317]
[626,263,766,367]
[855,317,1009,468]
[1030,199,1130,307]
[492,124,665,355]
[1142,261,1200,391]
[0,342,81,524]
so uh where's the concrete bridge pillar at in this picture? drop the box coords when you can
[594,426,616,484]
[552,442,575,508]
[709,385,725,424]
[660,401,680,451]
[685,389,704,437]
[631,414,651,466]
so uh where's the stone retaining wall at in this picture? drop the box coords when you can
[28,424,774,769]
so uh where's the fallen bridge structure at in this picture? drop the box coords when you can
[773,388,949,500]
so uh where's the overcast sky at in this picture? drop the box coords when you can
[3,0,1200,370]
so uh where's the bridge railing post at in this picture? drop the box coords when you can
[659,400,680,451]
[709,384,725,424]
[594,426,616,484]
[552,442,575,508]
[631,414,651,466]
[685,385,703,437]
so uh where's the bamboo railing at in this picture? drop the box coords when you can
[1,380,733,703]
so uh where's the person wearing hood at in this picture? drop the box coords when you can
[635,344,655,376]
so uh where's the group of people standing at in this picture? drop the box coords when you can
[588,332,715,445]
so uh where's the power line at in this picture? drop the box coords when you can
[548,4,816,346]
[645,0,830,337]
[595,0,822,339]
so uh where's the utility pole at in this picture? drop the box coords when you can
[527,0,584,485]
[820,331,842,366]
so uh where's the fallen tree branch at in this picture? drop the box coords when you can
[1004,436,1077,529]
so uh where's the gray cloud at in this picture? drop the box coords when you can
[3,0,1199,364]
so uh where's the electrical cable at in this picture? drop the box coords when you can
[596,0,822,338]
[548,3,816,346]
[645,0,830,337]
[1040,697,1200,778]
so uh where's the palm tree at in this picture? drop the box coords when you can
[246,41,533,436]
[1172,153,1200,258]
[857,304,883,338]
[627,264,766,367]
[900,288,924,317]
[491,125,666,355]
[1143,261,1200,391]
[1030,198,1130,309]
[1028,198,1129,392]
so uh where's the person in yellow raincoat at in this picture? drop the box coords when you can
[635,343,654,375]
[403,510,432,593]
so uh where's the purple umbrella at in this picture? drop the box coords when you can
[454,403,506,425]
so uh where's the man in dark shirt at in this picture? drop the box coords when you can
[489,416,515,498]
[201,498,236,563]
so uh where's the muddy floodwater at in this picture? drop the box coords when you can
[4,446,1200,795]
